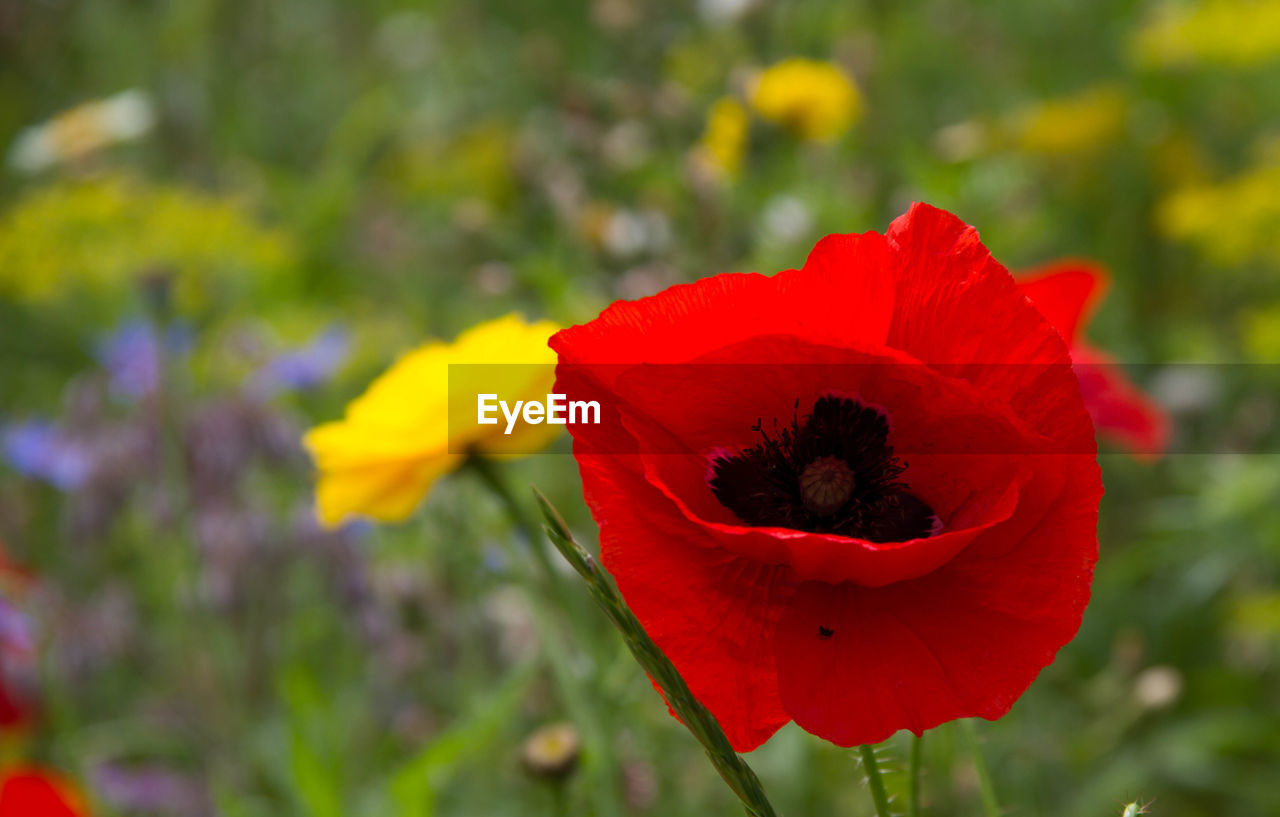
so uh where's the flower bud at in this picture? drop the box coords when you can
[520,722,581,780]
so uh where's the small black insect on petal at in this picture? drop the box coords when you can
[708,395,940,542]
[818,625,835,639]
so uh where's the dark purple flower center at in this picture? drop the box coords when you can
[708,395,940,542]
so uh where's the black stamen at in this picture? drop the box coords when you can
[708,395,940,542]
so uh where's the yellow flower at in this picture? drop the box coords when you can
[304,314,561,527]
[749,58,861,143]
[694,96,749,178]
[1134,0,1280,68]
[1007,85,1128,157]
[1157,148,1280,266]
[0,174,294,314]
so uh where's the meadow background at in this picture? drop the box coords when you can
[2,0,1280,815]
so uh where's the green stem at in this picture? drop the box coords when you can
[534,489,779,817]
[470,461,622,817]
[962,720,1000,817]
[859,745,894,817]
[908,733,922,817]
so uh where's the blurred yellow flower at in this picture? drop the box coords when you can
[1134,0,1280,67]
[693,96,749,178]
[1244,305,1280,359]
[304,314,561,527]
[1157,144,1280,266]
[391,121,515,205]
[0,174,295,314]
[749,58,861,143]
[7,89,156,174]
[1007,85,1128,157]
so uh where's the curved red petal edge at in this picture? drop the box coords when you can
[0,768,84,817]
[1016,261,1170,457]
[578,452,795,750]
[552,203,1103,752]
[1072,345,1172,457]
[551,229,895,369]
[1016,261,1110,345]
[774,452,1100,746]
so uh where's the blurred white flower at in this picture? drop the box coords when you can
[698,0,759,25]
[8,89,156,174]
[603,207,671,259]
[1151,366,1220,413]
[1133,665,1183,709]
[761,195,814,244]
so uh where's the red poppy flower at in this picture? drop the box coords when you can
[0,685,29,733]
[551,204,1102,750]
[0,544,35,735]
[1016,261,1170,457]
[0,768,86,817]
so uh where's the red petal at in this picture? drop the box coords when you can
[550,231,895,378]
[0,769,84,817]
[1016,262,1170,456]
[774,452,1099,746]
[1072,345,1171,456]
[576,453,795,751]
[885,204,1092,452]
[1015,261,1109,345]
[0,681,30,732]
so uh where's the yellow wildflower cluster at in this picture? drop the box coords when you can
[0,174,296,314]
[691,58,861,182]
[304,314,560,527]
[1157,146,1280,266]
[1134,0,1280,68]
[694,96,750,178]
[748,58,862,144]
[1006,85,1129,157]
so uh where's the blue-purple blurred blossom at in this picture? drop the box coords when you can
[252,327,350,395]
[92,763,212,816]
[483,543,509,573]
[0,595,33,656]
[1,420,93,490]
[95,320,191,400]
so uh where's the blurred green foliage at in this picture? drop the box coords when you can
[1,0,1278,815]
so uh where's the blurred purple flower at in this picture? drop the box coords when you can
[251,327,350,395]
[482,543,509,573]
[96,322,159,399]
[95,320,191,400]
[1,420,93,490]
[0,595,32,656]
[92,763,213,816]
